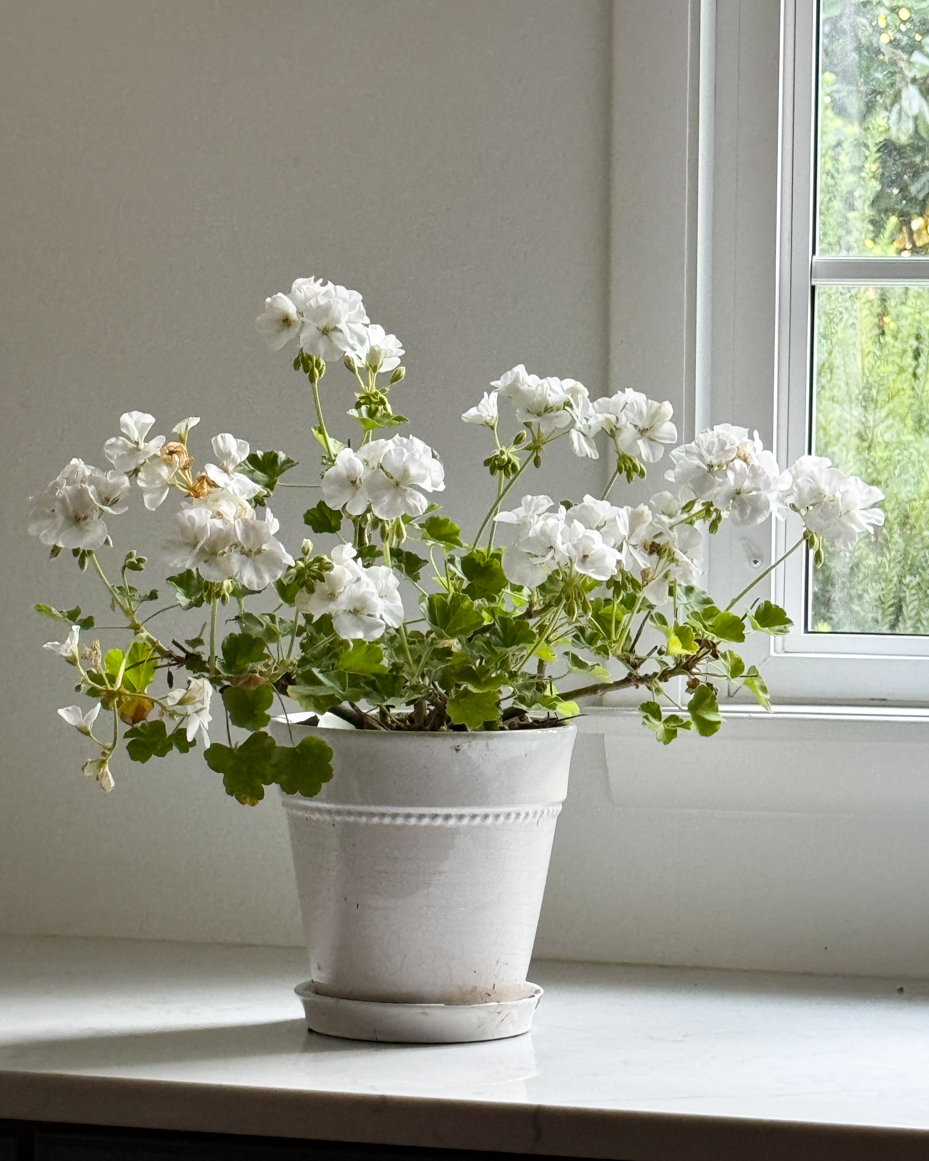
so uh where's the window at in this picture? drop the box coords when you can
[701,0,929,705]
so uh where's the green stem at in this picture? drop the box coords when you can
[89,553,171,657]
[310,372,335,461]
[209,597,218,672]
[473,453,534,544]
[600,464,621,502]
[724,537,804,612]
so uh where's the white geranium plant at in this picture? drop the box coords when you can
[29,277,885,804]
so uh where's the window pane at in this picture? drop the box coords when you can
[811,284,929,634]
[819,0,929,257]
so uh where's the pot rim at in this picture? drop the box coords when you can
[272,713,577,738]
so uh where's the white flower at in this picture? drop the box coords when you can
[296,545,399,641]
[28,484,67,545]
[493,366,573,436]
[565,384,607,459]
[616,392,677,463]
[44,625,80,657]
[366,565,405,627]
[359,324,404,373]
[104,412,165,473]
[172,416,201,440]
[164,507,213,571]
[51,484,110,550]
[321,448,369,516]
[562,522,620,581]
[288,276,327,313]
[163,677,213,745]
[716,452,785,527]
[462,392,499,427]
[58,702,101,736]
[493,494,555,527]
[83,755,115,793]
[191,487,254,521]
[205,433,263,501]
[666,424,757,499]
[361,435,444,520]
[137,456,180,510]
[298,281,369,362]
[782,456,885,549]
[85,469,130,514]
[230,509,295,591]
[636,491,703,604]
[195,517,239,582]
[255,293,302,350]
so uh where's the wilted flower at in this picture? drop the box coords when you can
[82,754,115,792]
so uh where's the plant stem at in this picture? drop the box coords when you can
[209,597,218,672]
[89,553,171,657]
[310,371,335,461]
[724,537,804,612]
[600,464,621,502]
[473,453,533,544]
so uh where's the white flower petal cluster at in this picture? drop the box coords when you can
[592,389,678,463]
[358,324,404,374]
[163,677,213,745]
[204,433,263,502]
[28,459,130,551]
[782,455,885,549]
[83,755,115,793]
[164,505,294,590]
[666,424,784,526]
[491,365,575,437]
[296,544,404,641]
[637,491,703,605]
[58,702,101,736]
[44,625,80,658]
[321,435,445,520]
[104,412,166,473]
[256,277,370,363]
[462,392,498,427]
[495,494,661,588]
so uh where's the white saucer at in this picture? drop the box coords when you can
[295,981,544,1043]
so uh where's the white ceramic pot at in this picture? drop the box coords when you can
[270,717,575,1043]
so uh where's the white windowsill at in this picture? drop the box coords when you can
[2,934,928,1161]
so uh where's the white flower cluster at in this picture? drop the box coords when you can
[296,544,404,641]
[29,458,130,551]
[103,412,205,511]
[165,503,293,591]
[494,492,703,605]
[782,455,885,549]
[255,278,403,370]
[667,425,886,547]
[463,366,678,463]
[321,435,445,520]
[162,676,213,746]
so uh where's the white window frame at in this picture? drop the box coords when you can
[691,0,929,706]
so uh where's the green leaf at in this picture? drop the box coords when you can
[565,651,611,681]
[461,549,508,599]
[639,700,692,745]
[688,684,722,737]
[336,641,387,676]
[722,650,745,680]
[743,666,771,711]
[125,720,194,763]
[222,684,274,730]
[237,611,286,643]
[122,640,157,693]
[312,427,346,458]
[33,603,95,631]
[426,592,485,638]
[303,501,343,535]
[286,683,344,715]
[347,407,408,432]
[104,648,125,684]
[167,570,209,610]
[709,611,746,643]
[240,450,298,492]
[749,601,793,635]
[220,633,269,675]
[391,549,427,582]
[532,644,557,663]
[420,515,463,547]
[667,623,698,655]
[271,735,334,798]
[205,731,278,805]
[447,690,501,729]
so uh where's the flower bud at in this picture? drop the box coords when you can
[301,538,314,557]
[389,366,406,384]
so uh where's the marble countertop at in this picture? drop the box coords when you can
[1,935,928,1160]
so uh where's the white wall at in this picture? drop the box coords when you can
[0,0,611,948]
[3,0,929,982]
